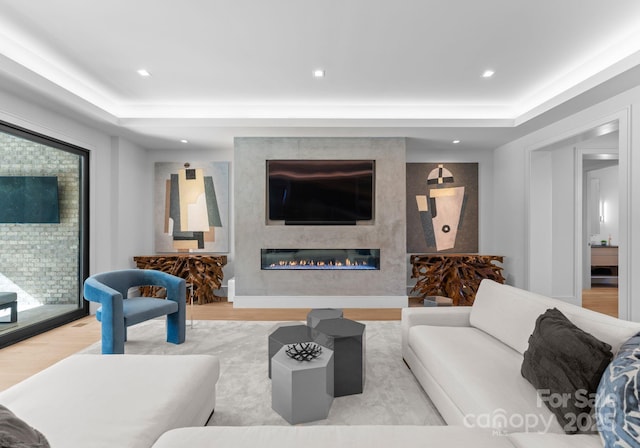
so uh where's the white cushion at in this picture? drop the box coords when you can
[407,325,564,433]
[470,280,640,355]
[0,354,219,448]
[152,426,517,448]
[508,433,603,448]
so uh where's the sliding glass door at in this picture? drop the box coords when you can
[0,121,89,348]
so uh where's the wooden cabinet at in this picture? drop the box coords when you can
[410,254,505,306]
[590,246,618,285]
[133,254,227,304]
[591,246,618,266]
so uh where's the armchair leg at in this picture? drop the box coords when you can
[190,283,194,329]
[101,321,126,355]
[167,310,185,345]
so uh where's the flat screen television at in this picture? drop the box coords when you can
[267,160,374,225]
[0,176,60,223]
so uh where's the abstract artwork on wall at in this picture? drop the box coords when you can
[406,163,478,253]
[155,162,230,253]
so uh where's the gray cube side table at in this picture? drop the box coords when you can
[313,318,365,397]
[271,344,334,425]
[268,324,314,378]
[306,308,343,328]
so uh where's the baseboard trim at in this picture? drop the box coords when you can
[232,295,408,309]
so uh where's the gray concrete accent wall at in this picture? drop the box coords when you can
[234,137,406,300]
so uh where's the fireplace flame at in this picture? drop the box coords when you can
[269,258,368,268]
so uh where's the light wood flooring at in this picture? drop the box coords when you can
[0,287,618,392]
[582,286,618,318]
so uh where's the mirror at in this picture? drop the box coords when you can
[589,178,600,236]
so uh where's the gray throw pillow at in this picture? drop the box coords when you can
[0,404,49,448]
[521,308,613,434]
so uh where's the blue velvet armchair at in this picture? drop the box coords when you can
[83,269,186,354]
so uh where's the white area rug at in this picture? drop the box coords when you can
[80,320,444,427]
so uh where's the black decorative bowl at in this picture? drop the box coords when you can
[285,342,323,361]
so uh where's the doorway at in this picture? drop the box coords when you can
[528,120,625,317]
[582,150,619,316]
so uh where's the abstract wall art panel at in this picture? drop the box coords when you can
[406,163,478,253]
[155,162,230,253]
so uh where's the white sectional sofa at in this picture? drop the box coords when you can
[151,426,609,448]
[401,279,640,436]
[0,354,220,448]
[152,425,520,448]
[150,280,639,447]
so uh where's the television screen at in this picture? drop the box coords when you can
[0,176,60,223]
[267,160,374,224]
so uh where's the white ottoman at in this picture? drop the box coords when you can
[0,354,220,448]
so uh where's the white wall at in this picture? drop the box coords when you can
[110,137,154,268]
[493,83,640,321]
[527,145,577,302]
[529,150,553,296]
[550,146,576,301]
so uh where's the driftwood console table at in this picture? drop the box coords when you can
[133,254,227,304]
[410,254,505,306]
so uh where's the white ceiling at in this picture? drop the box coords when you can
[1,0,640,151]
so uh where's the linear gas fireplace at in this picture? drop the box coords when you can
[261,249,380,271]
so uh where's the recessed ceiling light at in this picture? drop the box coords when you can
[482,70,495,78]
[313,69,325,78]
[180,139,188,144]
[137,69,151,77]
[452,140,461,144]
